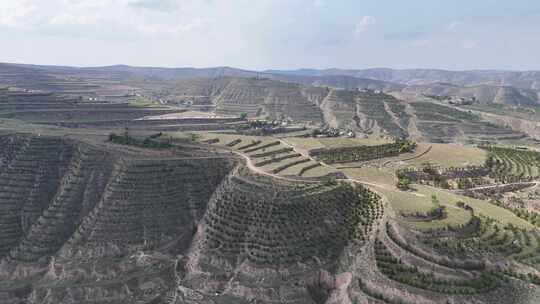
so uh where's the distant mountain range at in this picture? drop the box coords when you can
[265,68,540,90]
[1,62,539,105]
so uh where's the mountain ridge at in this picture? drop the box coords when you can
[1,62,539,105]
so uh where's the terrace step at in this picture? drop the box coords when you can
[0,136,74,257]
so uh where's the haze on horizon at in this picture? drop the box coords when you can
[1,0,539,71]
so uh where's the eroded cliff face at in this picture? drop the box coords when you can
[0,134,236,303]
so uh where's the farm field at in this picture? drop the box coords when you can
[487,146,540,178]
[345,168,475,230]
[395,143,488,168]
[196,131,534,232]
[417,185,534,229]
[381,189,471,230]
[195,132,336,178]
[341,147,534,231]
[281,136,392,151]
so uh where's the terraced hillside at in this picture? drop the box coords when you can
[2,133,540,303]
[356,218,530,303]
[314,88,526,142]
[317,89,521,142]
[402,83,540,105]
[185,169,384,302]
[3,62,540,304]
[320,89,358,129]
[192,77,326,123]
[485,146,540,180]
[355,91,410,138]
[200,133,340,178]
[0,63,141,99]
[0,134,237,303]
[2,64,529,143]
[121,76,328,124]
[0,132,387,304]
[0,88,175,123]
[409,102,524,143]
[0,88,249,132]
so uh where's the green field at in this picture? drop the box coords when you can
[397,143,487,168]
[342,153,533,231]
[282,136,392,151]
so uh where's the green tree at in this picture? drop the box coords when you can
[396,176,411,190]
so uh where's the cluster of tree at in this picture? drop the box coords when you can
[397,139,417,153]
[428,195,447,219]
[512,208,540,227]
[313,139,416,164]
[399,162,492,191]
[456,201,473,212]
[310,127,343,138]
[386,222,485,270]
[375,238,498,294]
[108,131,173,149]
[396,175,411,190]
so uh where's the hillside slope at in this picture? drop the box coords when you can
[3,63,539,107]
[0,133,386,304]
[402,83,540,105]
[321,90,525,142]
[164,77,327,123]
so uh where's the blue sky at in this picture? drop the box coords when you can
[1,0,539,70]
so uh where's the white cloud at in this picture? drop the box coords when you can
[0,0,214,41]
[0,1,36,28]
[446,21,462,32]
[2,1,527,70]
[355,16,375,34]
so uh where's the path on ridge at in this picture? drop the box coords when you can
[235,138,401,190]
[232,150,320,183]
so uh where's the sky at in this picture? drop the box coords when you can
[1,0,539,71]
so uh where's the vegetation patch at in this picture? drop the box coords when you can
[108,132,173,149]
[226,138,242,147]
[375,239,500,294]
[411,102,480,122]
[271,158,311,174]
[251,147,294,158]
[311,140,416,164]
[203,176,383,265]
[483,146,540,181]
[243,141,280,153]
[254,153,301,167]
[299,163,323,176]
[400,195,447,222]
[238,140,262,150]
